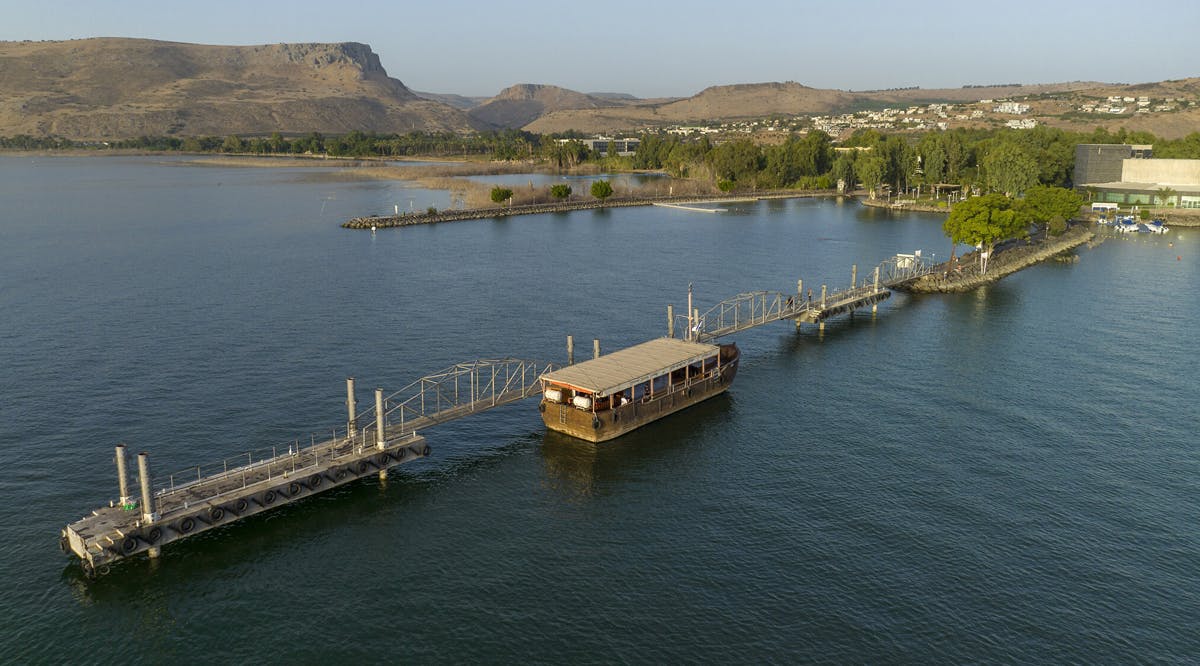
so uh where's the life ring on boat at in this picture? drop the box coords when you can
[178,517,195,534]
[308,474,322,488]
[288,482,302,496]
[234,499,248,515]
[592,417,601,429]
[538,402,546,413]
[147,526,163,543]
[263,490,277,505]
[209,506,225,522]
[121,535,138,554]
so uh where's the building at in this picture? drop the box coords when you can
[1074,144,1200,208]
[578,137,640,157]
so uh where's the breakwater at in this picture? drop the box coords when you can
[342,190,833,229]
[902,225,1094,293]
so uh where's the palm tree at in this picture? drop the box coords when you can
[1155,186,1178,215]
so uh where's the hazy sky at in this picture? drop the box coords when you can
[3,0,1197,98]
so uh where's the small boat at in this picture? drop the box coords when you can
[538,337,740,442]
[1144,220,1170,234]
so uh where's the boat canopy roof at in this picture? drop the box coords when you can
[540,337,720,397]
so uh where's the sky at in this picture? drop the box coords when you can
[3,0,1198,99]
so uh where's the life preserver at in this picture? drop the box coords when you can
[122,535,138,554]
[209,506,225,522]
[234,499,248,515]
[179,517,195,533]
[288,482,301,496]
[148,526,162,543]
[263,490,277,505]
[308,474,322,488]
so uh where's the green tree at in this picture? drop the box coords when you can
[856,154,886,199]
[706,139,763,185]
[1156,186,1178,209]
[590,179,614,203]
[1020,185,1083,233]
[943,193,1024,273]
[832,152,856,192]
[221,134,244,153]
[490,186,514,205]
[550,184,572,199]
[982,142,1038,196]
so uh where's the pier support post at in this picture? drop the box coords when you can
[693,309,700,340]
[375,388,386,450]
[137,452,157,524]
[852,264,858,289]
[115,444,131,507]
[821,285,827,309]
[687,284,694,341]
[567,335,575,365]
[593,339,601,360]
[346,377,357,434]
[873,267,881,314]
[797,279,803,300]
[667,305,674,338]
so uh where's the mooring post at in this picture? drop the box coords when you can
[115,444,131,507]
[667,305,675,338]
[797,279,803,301]
[821,285,827,309]
[687,283,694,341]
[593,338,601,360]
[137,452,156,524]
[346,377,357,434]
[374,388,386,450]
[873,267,881,314]
[851,264,858,289]
[567,335,575,365]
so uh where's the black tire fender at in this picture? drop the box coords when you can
[234,498,248,515]
[178,517,195,534]
[538,402,546,413]
[288,482,301,496]
[209,506,225,522]
[357,461,370,474]
[147,526,163,543]
[263,490,277,505]
[122,535,138,554]
[335,468,347,481]
[308,474,322,488]
[592,417,601,429]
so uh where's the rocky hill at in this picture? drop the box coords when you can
[467,84,625,129]
[0,38,480,139]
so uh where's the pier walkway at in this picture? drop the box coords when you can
[63,250,937,577]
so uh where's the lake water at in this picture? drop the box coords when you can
[1,155,1197,662]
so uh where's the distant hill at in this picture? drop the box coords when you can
[467,84,624,129]
[0,38,481,139]
[414,90,489,111]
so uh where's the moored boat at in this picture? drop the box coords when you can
[538,337,740,442]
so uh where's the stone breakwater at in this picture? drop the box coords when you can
[900,225,1095,294]
[342,191,834,229]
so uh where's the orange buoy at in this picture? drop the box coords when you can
[1178,256,1182,261]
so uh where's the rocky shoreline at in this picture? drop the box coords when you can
[342,190,838,228]
[900,225,1095,293]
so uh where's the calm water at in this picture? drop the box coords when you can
[1,156,1197,663]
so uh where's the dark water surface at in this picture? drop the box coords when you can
[1,156,1197,663]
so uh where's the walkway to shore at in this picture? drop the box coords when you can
[342,190,835,229]
[901,225,1095,293]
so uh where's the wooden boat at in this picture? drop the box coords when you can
[538,337,740,442]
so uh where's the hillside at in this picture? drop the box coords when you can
[0,38,480,139]
[467,84,624,129]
